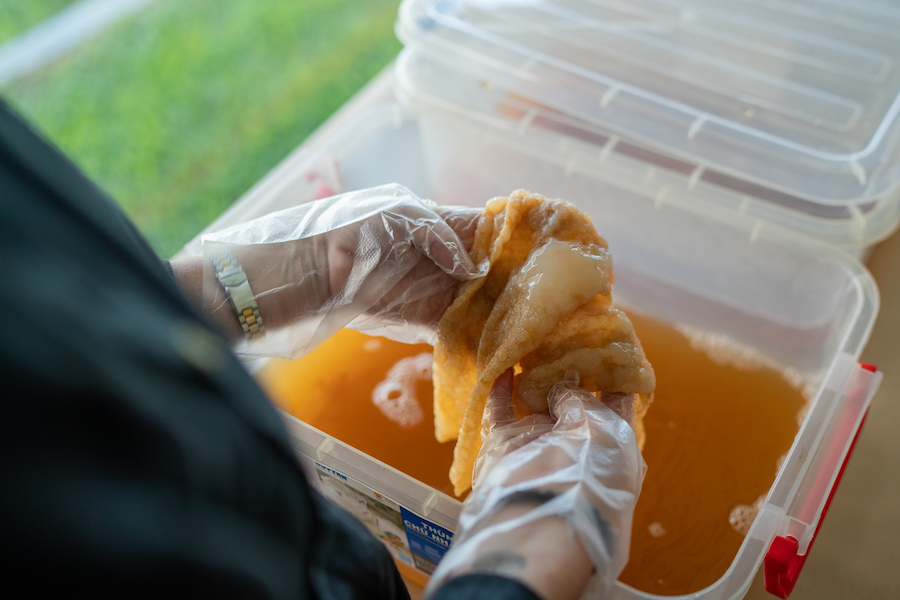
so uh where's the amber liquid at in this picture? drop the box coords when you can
[258,330,461,498]
[257,315,807,596]
[619,312,807,594]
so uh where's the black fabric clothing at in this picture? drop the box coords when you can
[435,575,542,600]
[0,98,405,599]
[0,100,537,599]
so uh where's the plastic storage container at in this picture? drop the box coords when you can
[187,102,882,599]
[395,0,900,250]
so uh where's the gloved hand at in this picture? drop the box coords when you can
[200,184,484,358]
[426,370,646,600]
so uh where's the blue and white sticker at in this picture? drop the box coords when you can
[400,506,455,574]
[311,462,455,574]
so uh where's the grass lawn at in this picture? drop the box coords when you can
[0,0,78,44]
[2,0,403,257]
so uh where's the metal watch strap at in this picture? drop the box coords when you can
[210,249,264,341]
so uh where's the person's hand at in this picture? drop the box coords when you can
[199,184,484,358]
[425,370,646,600]
[319,199,481,329]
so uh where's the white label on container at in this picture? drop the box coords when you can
[312,462,454,574]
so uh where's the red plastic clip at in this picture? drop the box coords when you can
[763,362,875,598]
[765,536,804,599]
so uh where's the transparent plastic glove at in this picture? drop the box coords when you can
[426,371,646,600]
[201,184,484,358]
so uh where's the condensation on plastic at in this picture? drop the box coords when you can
[201,183,485,359]
[426,374,646,599]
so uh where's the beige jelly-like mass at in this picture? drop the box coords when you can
[434,190,655,496]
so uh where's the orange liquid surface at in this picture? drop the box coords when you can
[619,312,807,594]
[258,330,460,498]
[257,315,807,596]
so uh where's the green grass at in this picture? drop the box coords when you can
[0,0,77,44]
[2,0,403,257]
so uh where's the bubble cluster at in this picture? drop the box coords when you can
[372,352,432,428]
[648,521,667,538]
[675,323,815,409]
[728,494,766,536]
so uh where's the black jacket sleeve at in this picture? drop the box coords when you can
[0,98,408,600]
[431,574,543,600]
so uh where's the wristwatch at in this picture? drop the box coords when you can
[210,249,264,341]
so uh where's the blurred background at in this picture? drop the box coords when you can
[0,0,403,257]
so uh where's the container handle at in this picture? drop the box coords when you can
[763,362,880,598]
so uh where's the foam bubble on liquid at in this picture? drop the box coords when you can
[615,300,814,404]
[729,454,787,536]
[795,400,812,427]
[729,494,766,536]
[674,324,816,406]
[364,338,383,352]
[372,352,432,428]
[648,522,667,538]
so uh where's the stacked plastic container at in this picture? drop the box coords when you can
[261,100,881,597]
[384,2,897,597]
[187,1,897,598]
[396,0,900,251]
[385,1,897,597]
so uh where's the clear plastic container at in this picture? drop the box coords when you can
[189,103,882,599]
[395,0,900,249]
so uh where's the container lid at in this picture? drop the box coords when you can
[395,47,900,248]
[397,0,900,232]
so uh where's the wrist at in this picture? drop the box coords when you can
[187,239,331,345]
[171,256,244,341]
[434,510,593,600]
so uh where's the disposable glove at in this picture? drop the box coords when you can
[426,370,646,599]
[201,184,484,358]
